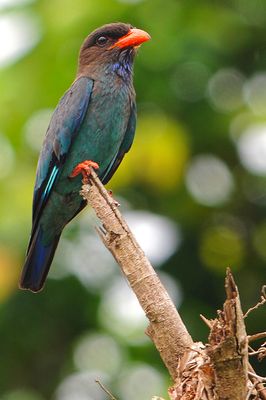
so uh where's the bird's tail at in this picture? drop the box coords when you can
[20,226,61,293]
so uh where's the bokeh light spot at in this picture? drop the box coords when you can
[200,224,245,273]
[53,229,116,291]
[124,210,181,267]
[99,276,147,343]
[112,114,190,190]
[0,0,35,10]
[237,124,266,175]
[73,333,124,377]
[24,109,53,152]
[172,62,210,102]
[229,111,254,142]
[116,364,166,400]
[207,68,245,113]
[244,73,266,115]
[185,154,234,206]
[55,372,107,400]
[99,272,182,342]
[0,12,41,68]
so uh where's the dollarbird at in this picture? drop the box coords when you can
[20,22,150,292]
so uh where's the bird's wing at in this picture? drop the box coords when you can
[102,101,136,184]
[31,76,93,236]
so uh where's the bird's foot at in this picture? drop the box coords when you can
[70,160,99,184]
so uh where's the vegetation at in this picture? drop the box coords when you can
[0,0,265,398]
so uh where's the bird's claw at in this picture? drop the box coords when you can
[70,160,99,184]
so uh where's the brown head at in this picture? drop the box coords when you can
[77,22,150,79]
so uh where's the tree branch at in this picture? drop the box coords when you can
[207,270,248,400]
[80,170,193,380]
[81,170,266,399]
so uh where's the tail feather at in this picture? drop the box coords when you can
[20,227,61,292]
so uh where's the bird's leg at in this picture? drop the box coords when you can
[70,161,119,206]
[70,160,99,184]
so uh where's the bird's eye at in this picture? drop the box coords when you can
[96,36,108,46]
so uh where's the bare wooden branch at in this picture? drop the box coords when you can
[81,171,265,399]
[248,332,266,343]
[244,285,266,319]
[248,346,266,358]
[200,314,215,330]
[95,380,117,400]
[207,269,248,400]
[248,364,266,400]
[170,270,251,400]
[81,170,193,380]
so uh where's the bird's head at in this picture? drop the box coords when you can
[77,22,150,79]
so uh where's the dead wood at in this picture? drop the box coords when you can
[81,170,265,400]
[81,170,193,380]
[206,270,248,400]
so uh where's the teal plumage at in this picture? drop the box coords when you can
[20,23,150,292]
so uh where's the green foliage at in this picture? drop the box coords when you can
[0,0,265,398]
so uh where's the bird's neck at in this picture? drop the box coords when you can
[111,49,134,82]
[77,51,134,84]
[111,54,133,81]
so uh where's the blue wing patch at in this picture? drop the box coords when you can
[41,165,59,202]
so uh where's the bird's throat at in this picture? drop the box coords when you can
[112,49,134,81]
[112,61,132,80]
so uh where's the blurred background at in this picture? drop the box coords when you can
[0,0,266,398]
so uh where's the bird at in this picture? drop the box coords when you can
[20,22,150,292]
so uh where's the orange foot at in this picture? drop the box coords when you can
[70,160,99,183]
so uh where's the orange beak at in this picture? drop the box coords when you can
[110,28,151,49]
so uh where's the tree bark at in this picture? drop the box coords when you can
[80,170,193,381]
[81,169,266,399]
[207,271,248,400]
